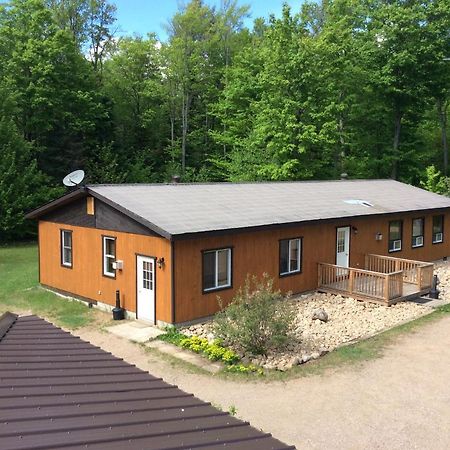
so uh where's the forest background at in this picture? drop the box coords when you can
[1,0,449,240]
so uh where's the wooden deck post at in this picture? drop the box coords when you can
[384,274,390,303]
[417,266,423,291]
[348,269,354,294]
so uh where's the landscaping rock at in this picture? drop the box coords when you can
[312,308,329,322]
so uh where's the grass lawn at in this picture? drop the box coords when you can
[0,243,97,329]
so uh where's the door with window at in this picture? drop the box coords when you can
[336,226,350,268]
[136,255,155,323]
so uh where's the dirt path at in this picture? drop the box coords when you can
[75,316,450,450]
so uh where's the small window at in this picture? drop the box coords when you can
[103,236,116,277]
[389,220,402,252]
[202,248,232,292]
[280,238,302,276]
[412,218,424,248]
[433,215,444,244]
[60,230,72,267]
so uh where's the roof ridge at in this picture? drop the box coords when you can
[88,178,395,187]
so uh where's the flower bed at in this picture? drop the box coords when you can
[158,327,263,374]
[181,292,431,371]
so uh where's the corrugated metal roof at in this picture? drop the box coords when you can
[0,313,294,450]
[88,180,450,237]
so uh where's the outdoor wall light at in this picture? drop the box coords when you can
[375,232,383,241]
[157,257,165,269]
[352,226,358,234]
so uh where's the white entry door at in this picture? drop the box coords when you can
[336,226,350,268]
[136,255,155,323]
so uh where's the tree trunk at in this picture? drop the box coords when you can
[181,92,191,173]
[338,116,346,175]
[437,98,449,175]
[391,111,402,180]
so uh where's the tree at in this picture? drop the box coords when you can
[47,0,117,77]
[0,0,107,181]
[102,35,168,181]
[0,86,60,241]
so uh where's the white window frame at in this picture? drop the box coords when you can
[433,216,444,244]
[203,248,232,292]
[412,218,424,248]
[61,230,72,268]
[103,236,116,277]
[388,220,402,253]
[280,238,302,276]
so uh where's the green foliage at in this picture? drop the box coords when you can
[213,274,296,355]
[225,364,264,376]
[0,94,61,240]
[159,329,240,364]
[2,0,450,241]
[420,165,450,196]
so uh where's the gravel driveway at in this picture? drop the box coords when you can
[77,313,450,450]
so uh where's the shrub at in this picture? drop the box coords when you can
[213,274,296,355]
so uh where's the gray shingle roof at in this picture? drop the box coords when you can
[88,179,450,238]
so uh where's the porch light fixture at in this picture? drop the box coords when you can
[375,232,383,241]
[352,226,358,234]
[157,257,165,269]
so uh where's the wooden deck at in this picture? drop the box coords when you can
[318,255,434,305]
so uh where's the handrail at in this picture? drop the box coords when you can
[365,254,434,290]
[318,263,403,303]
[366,254,434,268]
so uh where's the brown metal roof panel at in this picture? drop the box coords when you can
[0,407,229,438]
[0,312,18,341]
[0,389,194,409]
[0,397,207,422]
[55,429,288,450]
[3,416,249,449]
[0,360,135,371]
[1,373,154,387]
[0,315,294,450]
[0,366,146,378]
[0,380,175,398]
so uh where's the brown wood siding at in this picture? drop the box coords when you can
[38,221,172,322]
[174,210,450,323]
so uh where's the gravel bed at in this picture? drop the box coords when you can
[181,265,450,371]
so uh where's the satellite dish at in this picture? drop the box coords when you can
[63,170,85,187]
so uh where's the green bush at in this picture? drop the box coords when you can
[213,274,296,355]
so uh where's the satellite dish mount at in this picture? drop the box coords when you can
[63,170,85,188]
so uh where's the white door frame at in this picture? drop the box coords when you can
[136,254,156,324]
[336,226,351,268]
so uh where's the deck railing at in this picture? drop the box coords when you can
[365,254,434,291]
[317,263,403,304]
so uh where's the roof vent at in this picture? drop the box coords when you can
[171,175,181,184]
[340,173,348,180]
[344,199,374,208]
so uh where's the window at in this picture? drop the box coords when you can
[202,248,232,292]
[388,220,402,252]
[103,236,116,277]
[280,238,302,276]
[412,218,424,248]
[60,230,72,267]
[433,215,444,243]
